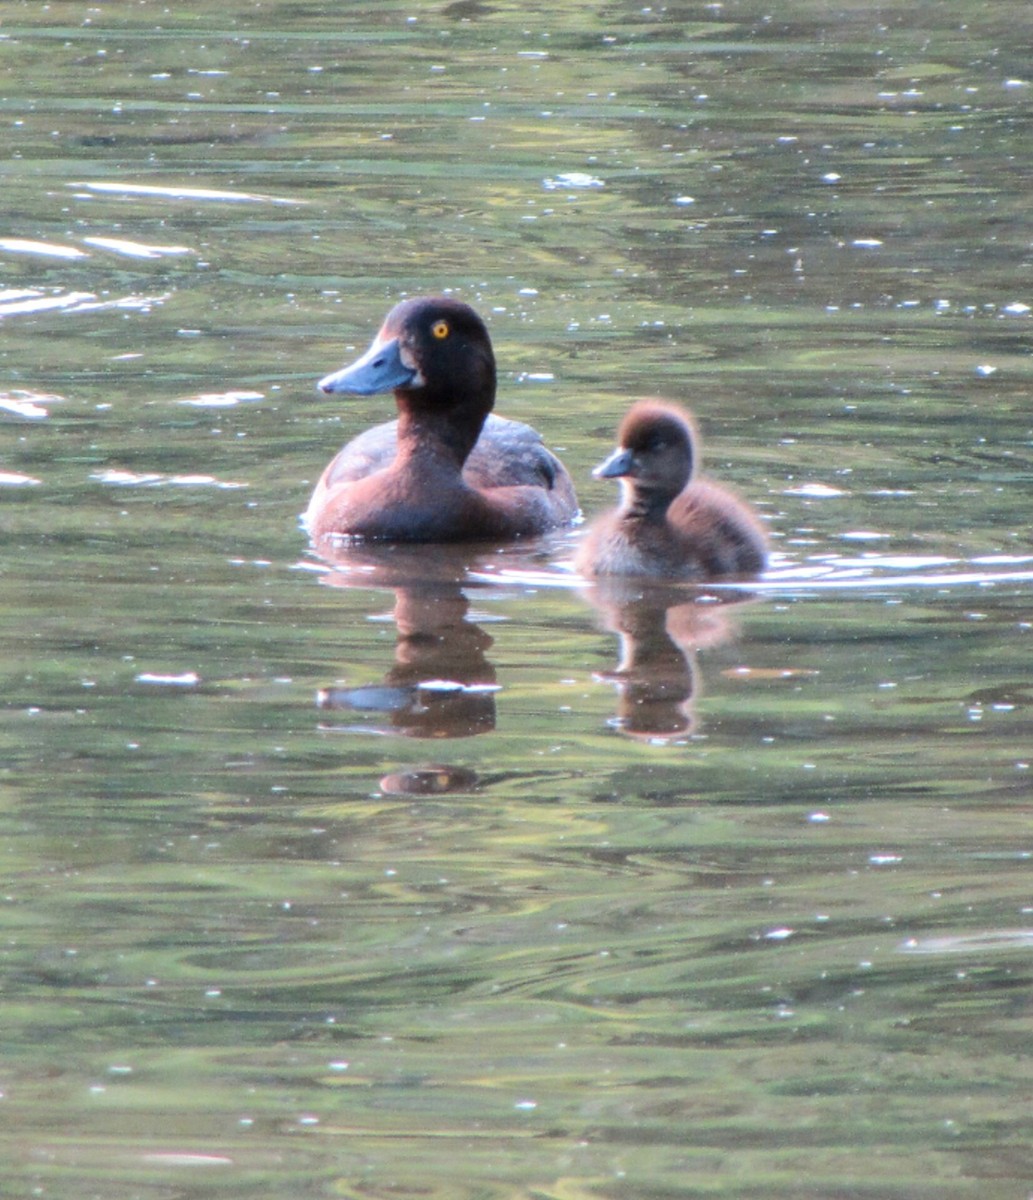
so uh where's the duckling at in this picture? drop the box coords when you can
[575,399,766,580]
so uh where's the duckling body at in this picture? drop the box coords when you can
[305,297,578,542]
[576,400,767,581]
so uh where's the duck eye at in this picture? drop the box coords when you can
[431,320,450,340]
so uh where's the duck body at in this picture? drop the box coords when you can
[305,296,578,542]
[576,400,767,581]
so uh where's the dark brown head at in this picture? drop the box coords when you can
[318,296,497,417]
[594,400,697,510]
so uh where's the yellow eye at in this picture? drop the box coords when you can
[431,320,450,340]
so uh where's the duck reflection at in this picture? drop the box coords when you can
[378,764,480,796]
[581,578,753,740]
[311,539,500,740]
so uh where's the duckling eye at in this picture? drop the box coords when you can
[431,319,450,340]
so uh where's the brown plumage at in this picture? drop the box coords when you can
[305,296,578,542]
[575,400,767,581]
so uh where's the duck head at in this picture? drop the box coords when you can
[318,296,497,416]
[594,400,696,509]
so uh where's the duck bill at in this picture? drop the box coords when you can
[592,446,635,479]
[318,334,419,395]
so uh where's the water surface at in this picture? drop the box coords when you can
[2,3,1032,1197]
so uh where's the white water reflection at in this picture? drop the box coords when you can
[784,483,848,497]
[134,671,201,687]
[82,236,195,259]
[0,391,61,420]
[757,552,1033,590]
[0,290,96,316]
[91,469,247,489]
[1,235,195,260]
[542,171,605,190]
[69,180,305,205]
[473,550,1033,593]
[0,238,88,259]
[178,391,265,408]
[0,289,169,317]
[901,930,1033,954]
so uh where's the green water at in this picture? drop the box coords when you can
[2,2,1032,1197]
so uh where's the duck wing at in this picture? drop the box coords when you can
[320,413,577,512]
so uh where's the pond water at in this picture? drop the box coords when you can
[2,2,1032,1197]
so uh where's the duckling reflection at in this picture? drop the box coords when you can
[581,578,750,740]
[312,540,499,739]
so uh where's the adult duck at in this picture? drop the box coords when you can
[305,296,578,541]
[575,399,767,580]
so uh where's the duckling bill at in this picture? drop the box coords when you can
[305,296,579,542]
[575,399,767,580]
